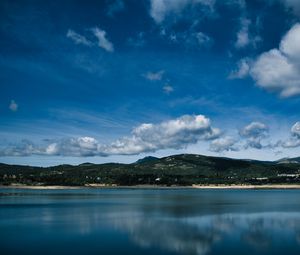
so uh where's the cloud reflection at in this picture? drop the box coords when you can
[111,212,300,255]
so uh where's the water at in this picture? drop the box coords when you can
[1,188,300,255]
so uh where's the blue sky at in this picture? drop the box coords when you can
[1,0,300,166]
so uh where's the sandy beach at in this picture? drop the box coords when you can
[191,184,300,189]
[2,183,300,190]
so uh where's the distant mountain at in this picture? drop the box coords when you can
[136,156,159,164]
[276,157,300,164]
[79,162,95,166]
[0,154,299,186]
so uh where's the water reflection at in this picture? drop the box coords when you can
[1,189,300,255]
[111,212,300,255]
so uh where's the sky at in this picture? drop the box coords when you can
[1,0,300,166]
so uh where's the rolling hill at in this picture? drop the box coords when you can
[0,154,300,186]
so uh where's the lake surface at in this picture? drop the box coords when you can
[1,188,300,255]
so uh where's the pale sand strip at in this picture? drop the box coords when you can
[192,184,300,189]
[0,184,82,189]
[1,184,300,189]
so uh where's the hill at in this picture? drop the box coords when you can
[0,154,300,186]
[276,157,300,164]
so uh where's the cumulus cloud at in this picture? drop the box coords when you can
[0,115,221,157]
[231,23,300,97]
[279,23,300,61]
[280,121,300,148]
[209,136,238,152]
[291,121,300,137]
[281,139,300,148]
[9,100,18,112]
[0,137,105,157]
[240,122,268,138]
[91,27,114,52]
[0,140,35,156]
[104,115,221,155]
[247,23,300,97]
[44,137,106,157]
[240,122,269,149]
[251,49,300,98]
[143,70,165,81]
[66,29,92,46]
[149,0,215,23]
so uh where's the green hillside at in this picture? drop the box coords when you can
[1,154,300,186]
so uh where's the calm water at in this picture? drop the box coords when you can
[1,188,300,255]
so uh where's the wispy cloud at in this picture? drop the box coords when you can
[196,32,213,46]
[149,0,215,24]
[67,27,114,52]
[91,27,114,52]
[228,58,251,79]
[235,18,251,48]
[66,29,92,46]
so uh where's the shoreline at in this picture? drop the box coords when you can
[2,184,300,190]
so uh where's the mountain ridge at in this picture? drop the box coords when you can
[1,154,299,186]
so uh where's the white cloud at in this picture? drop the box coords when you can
[291,121,300,137]
[235,18,251,48]
[66,29,92,46]
[251,49,300,97]
[9,100,18,112]
[250,23,300,97]
[240,122,269,149]
[240,122,268,138]
[45,137,105,157]
[149,0,215,23]
[0,137,106,157]
[0,140,35,156]
[209,136,238,152]
[231,23,300,97]
[143,70,164,81]
[280,121,300,148]
[281,138,300,148]
[228,58,250,79]
[280,23,300,62]
[104,115,221,155]
[91,27,114,52]
[163,85,174,94]
[0,115,221,157]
